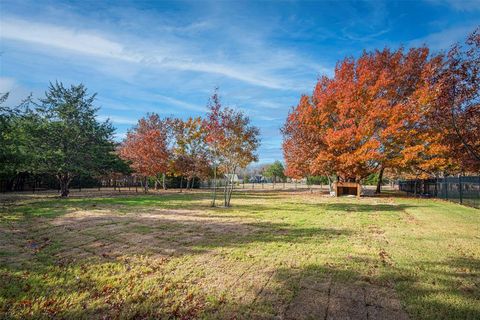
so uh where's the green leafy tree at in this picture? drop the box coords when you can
[306,176,329,185]
[0,93,39,190]
[0,92,15,179]
[31,82,117,197]
[264,161,286,184]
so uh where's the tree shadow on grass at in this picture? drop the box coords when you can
[390,256,480,318]
[0,209,355,319]
[211,256,480,320]
[322,202,418,213]
[240,201,419,214]
[0,193,213,221]
[1,213,478,319]
[5,213,355,259]
[1,194,419,227]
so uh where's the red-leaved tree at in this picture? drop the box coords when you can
[283,34,479,191]
[119,113,170,192]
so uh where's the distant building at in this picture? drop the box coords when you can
[224,174,240,183]
[249,175,267,183]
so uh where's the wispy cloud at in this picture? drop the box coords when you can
[257,115,282,121]
[1,17,310,90]
[151,93,206,113]
[97,115,138,125]
[113,132,127,141]
[0,77,16,92]
[0,77,33,105]
[409,23,478,50]
[1,18,134,62]
[97,94,204,115]
[427,0,480,12]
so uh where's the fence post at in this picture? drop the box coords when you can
[459,175,463,204]
[445,176,448,200]
[478,175,480,208]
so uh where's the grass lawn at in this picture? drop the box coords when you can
[1,190,479,319]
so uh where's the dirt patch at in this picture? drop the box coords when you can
[286,279,408,320]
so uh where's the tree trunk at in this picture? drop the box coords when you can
[375,166,384,194]
[162,173,167,190]
[327,176,333,193]
[180,176,183,193]
[228,178,233,206]
[58,174,71,197]
[211,166,217,207]
[144,176,148,193]
[223,176,228,206]
[226,171,236,207]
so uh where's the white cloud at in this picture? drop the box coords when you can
[257,115,281,121]
[164,60,287,90]
[409,24,478,50]
[1,18,136,62]
[0,77,34,105]
[151,93,206,113]
[427,0,480,12]
[113,132,127,141]
[0,17,309,90]
[0,77,16,92]
[97,115,138,125]
[97,90,206,114]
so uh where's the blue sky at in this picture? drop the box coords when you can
[1,0,479,163]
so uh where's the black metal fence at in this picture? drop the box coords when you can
[399,176,480,209]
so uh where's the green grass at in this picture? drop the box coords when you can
[0,191,479,319]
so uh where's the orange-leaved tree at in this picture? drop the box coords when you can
[171,117,210,191]
[283,43,475,190]
[119,113,171,192]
